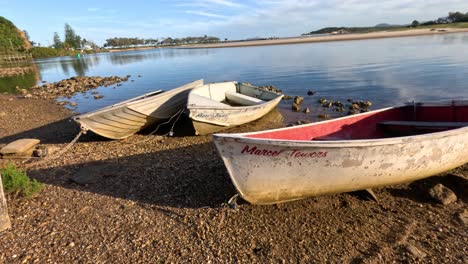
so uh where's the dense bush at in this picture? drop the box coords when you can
[1,164,43,198]
[0,16,27,51]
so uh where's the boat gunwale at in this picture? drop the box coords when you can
[73,79,204,120]
[213,104,468,148]
[187,82,284,110]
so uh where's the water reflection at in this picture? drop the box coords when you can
[0,62,39,93]
[33,32,468,118]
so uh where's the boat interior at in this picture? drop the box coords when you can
[246,101,468,141]
[188,82,280,108]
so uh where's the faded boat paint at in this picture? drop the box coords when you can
[213,101,468,205]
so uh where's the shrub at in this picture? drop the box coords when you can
[0,164,42,198]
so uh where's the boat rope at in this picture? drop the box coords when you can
[22,129,84,169]
[147,108,185,137]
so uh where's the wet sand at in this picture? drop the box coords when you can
[179,28,468,49]
[0,95,467,262]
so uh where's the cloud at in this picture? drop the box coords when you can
[87,7,100,12]
[185,10,229,19]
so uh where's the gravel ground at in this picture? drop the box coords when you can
[0,95,467,263]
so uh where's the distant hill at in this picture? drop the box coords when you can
[375,23,403,28]
[302,24,405,35]
[0,16,31,51]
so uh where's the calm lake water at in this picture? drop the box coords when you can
[33,33,468,122]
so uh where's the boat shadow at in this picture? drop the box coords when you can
[386,172,468,204]
[27,141,238,209]
[0,117,84,145]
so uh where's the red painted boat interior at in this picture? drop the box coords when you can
[246,104,468,140]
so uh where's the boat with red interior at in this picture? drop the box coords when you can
[213,100,468,205]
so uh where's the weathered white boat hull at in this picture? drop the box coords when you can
[213,122,468,205]
[187,82,283,135]
[74,80,203,139]
[190,96,283,135]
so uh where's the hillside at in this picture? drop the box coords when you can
[0,16,30,51]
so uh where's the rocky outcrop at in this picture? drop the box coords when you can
[20,76,129,99]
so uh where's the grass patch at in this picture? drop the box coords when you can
[1,164,43,198]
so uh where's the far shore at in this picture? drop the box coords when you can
[176,28,468,49]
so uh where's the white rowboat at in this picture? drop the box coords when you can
[73,79,203,139]
[213,100,468,205]
[187,82,283,135]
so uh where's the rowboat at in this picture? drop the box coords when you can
[73,79,203,139]
[213,100,468,205]
[187,81,283,135]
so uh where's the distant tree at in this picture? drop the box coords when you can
[411,20,420,27]
[63,23,82,49]
[53,32,62,49]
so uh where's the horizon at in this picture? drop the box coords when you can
[2,0,468,46]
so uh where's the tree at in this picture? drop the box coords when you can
[53,32,62,48]
[63,23,82,49]
[411,20,420,27]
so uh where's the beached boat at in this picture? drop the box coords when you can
[73,79,204,139]
[213,100,468,205]
[187,82,283,135]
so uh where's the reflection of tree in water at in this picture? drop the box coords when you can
[107,48,214,65]
[57,55,101,76]
[0,63,39,93]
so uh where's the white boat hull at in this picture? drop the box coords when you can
[213,117,468,205]
[74,80,203,139]
[190,97,283,135]
[187,82,283,135]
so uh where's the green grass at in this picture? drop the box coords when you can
[1,164,43,198]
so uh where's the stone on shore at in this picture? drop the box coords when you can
[0,139,40,156]
[428,184,457,205]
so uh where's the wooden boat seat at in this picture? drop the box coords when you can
[378,121,468,129]
[225,91,265,106]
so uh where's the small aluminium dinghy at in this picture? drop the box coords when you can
[213,100,468,205]
[187,81,283,135]
[73,79,203,139]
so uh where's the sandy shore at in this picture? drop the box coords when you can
[179,28,468,49]
[0,94,467,262]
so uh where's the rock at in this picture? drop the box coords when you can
[0,112,6,118]
[428,184,457,205]
[0,139,40,155]
[404,243,427,259]
[292,102,301,112]
[138,75,142,77]
[33,146,48,157]
[318,114,330,119]
[322,102,333,108]
[303,107,310,113]
[94,95,104,100]
[71,165,112,185]
[23,94,32,98]
[307,90,315,96]
[293,96,304,105]
[69,102,77,107]
[456,210,468,225]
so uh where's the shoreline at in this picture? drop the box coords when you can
[0,94,467,262]
[176,28,468,49]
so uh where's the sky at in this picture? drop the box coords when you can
[2,0,468,46]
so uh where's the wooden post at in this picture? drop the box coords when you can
[0,172,11,232]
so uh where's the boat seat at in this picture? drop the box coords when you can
[378,121,468,129]
[225,90,265,106]
[189,94,229,107]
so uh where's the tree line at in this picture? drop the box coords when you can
[103,35,220,48]
[52,23,98,50]
[411,11,468,27]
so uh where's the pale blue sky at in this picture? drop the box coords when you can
[2,0,468,46]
